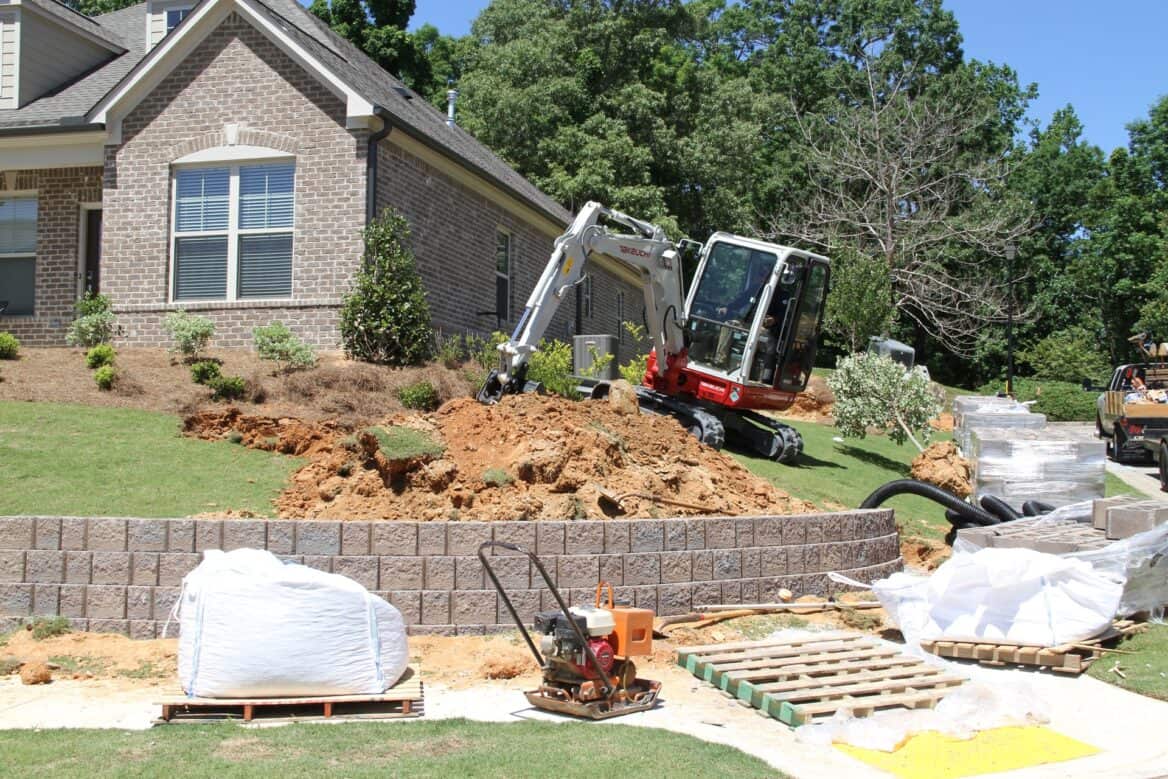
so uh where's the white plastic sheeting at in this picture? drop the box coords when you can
[968,427,1105,509]
[175,549,409,699]
[848,546,1124,648]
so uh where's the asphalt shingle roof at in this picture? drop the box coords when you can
[0,0,570,226]
[0,2,145,131]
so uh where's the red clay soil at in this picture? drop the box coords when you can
[185,393,815,521]
[0,347,474,425]
[910,441,973,499]
[778,375,834,423]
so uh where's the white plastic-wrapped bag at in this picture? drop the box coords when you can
[176,548,408,698]
[859,547,1123,647]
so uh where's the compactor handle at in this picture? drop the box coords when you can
[595,581,614,609]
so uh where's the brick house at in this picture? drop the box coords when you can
[0,0,643,352]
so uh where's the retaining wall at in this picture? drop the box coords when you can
[0,511,901,638]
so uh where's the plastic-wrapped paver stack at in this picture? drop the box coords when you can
[969,426,1106,509]
[952,395,1047,453]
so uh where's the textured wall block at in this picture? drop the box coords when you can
[371,522,418,556]
[34,518,61,550]
[127,519,167,552]
[380,557,424,590]
[25,551,65,583]
[222,520,266,551]
[0,518,34,550]
[447,523,492,557]
[88,518,126,551]
[340,522,371,555]
[295,522,340,555]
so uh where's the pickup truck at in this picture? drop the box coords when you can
[1096,363,1168,466]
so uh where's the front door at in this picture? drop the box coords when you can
[83,209,102,295]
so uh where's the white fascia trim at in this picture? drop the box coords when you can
[0,130,105,169]
[173,143,293,164]
[89,0,373,142]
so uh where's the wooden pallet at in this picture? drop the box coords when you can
[677,633,965,727]
[920,620,1147,675]
[158,669,423,722]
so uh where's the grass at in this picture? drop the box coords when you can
[0,719,782,778]
[47,654,109,676]
[0,401,302,517]
[734,420,954,540]
[1087,623,1168,701]
[366,425,446,460]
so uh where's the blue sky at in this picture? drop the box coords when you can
[408,0,1168,153]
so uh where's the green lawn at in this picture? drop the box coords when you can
[1087,623,1168,701]
[0,719,779,778]
[0,402,302,517]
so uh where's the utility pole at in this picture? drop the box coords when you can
[1005,242,1017,397]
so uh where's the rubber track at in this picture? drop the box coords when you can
[736,409,804,463]
[634,387,726,450]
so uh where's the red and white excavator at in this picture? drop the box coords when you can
[477,202,830,462]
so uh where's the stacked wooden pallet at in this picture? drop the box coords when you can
[158,670,424,723]
[920,620,1147,675]
[677,632,965,727]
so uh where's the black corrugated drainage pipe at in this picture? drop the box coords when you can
[860,479,999,527]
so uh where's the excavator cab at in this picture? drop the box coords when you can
[684,236,828,395]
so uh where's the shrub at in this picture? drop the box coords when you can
[190,360,222,385]
[436,333,466,368]
[827,352,941,451]
[975,377,1096,422]
[0,332,19,359]
[469,331,510,379]
[617,321,649,385]
[67,291,116,348]
[1019,326,1110,384]
[254,322,316,371]
[162,311,215,360]
[398,380,439,411]
[85,344,116,369]
[93,364,116,390]
[528,338,579,399]
[482,467,513,487]
[340,208,434,365]
[208,375,246,401]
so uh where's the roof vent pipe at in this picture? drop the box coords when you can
[446,89,459,128]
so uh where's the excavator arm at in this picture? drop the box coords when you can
[478,202,688,403]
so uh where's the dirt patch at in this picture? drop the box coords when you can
[2,629,176,681]
[930,411,955,432]
[186,393,817,520]
[910,441,972,498]
[901,536,950,572]
[0,347,475,426]
[777,375,834,422]
[478,646,533,680]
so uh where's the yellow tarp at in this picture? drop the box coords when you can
[836,726,1099,779]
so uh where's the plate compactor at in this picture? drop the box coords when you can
[478,541,661,719]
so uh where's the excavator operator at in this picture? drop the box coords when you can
[714,261,776,367]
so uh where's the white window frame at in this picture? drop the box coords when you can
[495,228,512,326]
[0,192,38,317]
[168,158,295,303]
[164,5,191,33]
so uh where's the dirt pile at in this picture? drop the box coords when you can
[186,393,815,520]
[910,441,972,498]
[781,375,834,422]
[2,630,176,681]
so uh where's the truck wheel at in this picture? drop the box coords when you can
[1096,414,1105,438]
[1160,441,1168,492]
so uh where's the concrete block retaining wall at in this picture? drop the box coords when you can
[0,511,901,638]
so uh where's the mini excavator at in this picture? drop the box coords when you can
[478,201,830,463]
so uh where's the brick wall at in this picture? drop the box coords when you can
[0,511,901,638]
[102,13,367,348]
[0,167,103,346]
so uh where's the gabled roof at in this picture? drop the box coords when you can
[0,2,145,132]
[23,0,127,53]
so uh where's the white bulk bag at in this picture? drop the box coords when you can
[868,546,1124,648]
[176,548,408,699]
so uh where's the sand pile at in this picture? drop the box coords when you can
[186,393,814,521]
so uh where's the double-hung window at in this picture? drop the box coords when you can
[172,162,294,302]
[0,197,37,316]
[495,230,512,328]
[165,6,190,33]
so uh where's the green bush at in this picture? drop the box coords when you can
[162,311,215,360]
[85,344,116,369]
[436,334,467,368]
[1019,326,1110,384]
[254,322,316,371]
[528,338,579,399]
[975,377,1096,422]
[828,352,942,450]
[189,360,222,385]
[398,380,439,411]
[618,321,649,385]
[340,208,434,365]
[93,365,116,390]
[0,332,19,359]
[209,375,246,401]
[67,292,116,348]
[27,616,71,640]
